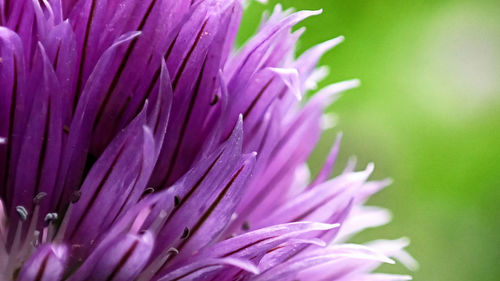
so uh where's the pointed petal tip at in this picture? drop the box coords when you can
[386,257,397,264]
[323,35,345,49]
[383,177,394,186]
[313,222,340,230]
[398,236,411,245]
[268,67,302,100]
[336,79,361,92]
[366,162,375,173]
[350,78,361,87]
[113,31,142,47]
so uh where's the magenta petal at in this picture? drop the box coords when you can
[66,107,149,256]
[17,244,68,281]
[9,44,63,228]
[88,231,154,281]
[0,1,412,280]
[157,257,259,281]
[0,27,27,207]
[54,31,141,212]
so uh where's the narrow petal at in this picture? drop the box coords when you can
[157,257,259,281]
[65,107,150,257]
[87,231,154,281]
[17,244,68,281]
[54,31,141,212]
[255,244,394,281]
[0,27,27,207]
[151,0,242,187]
[152,119,256,264]
[8,44,63,239]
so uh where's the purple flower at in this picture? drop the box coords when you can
[0,0,415,280]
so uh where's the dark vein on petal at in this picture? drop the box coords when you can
[170,264,220,281]
[160,150,224,231]
[34,253,50,281]
[53,41,62,69]
[231,27,281,83]
[176,165,245,252]
[153,97,164,135]
[144,70,161,106]
[34,96,51,196]
[289,191,341,222]
[69,141,128,239]
[4,0,9,22]
[109,157,143,226]
[74,0,97,112]
[266,245,285,254]
[108,95,132,140]
[92,0,159,132]
[162,58,207,186]
[222,237,275,257]
[243,78,274,118]
[14,1,25,31]
[139,32,180,110]
[172,20,208,90]
[239,153,298,218]
[105,240,139,281]
[163,33,179,62]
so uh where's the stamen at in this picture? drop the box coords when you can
[54,203,74,243]
[44,213,58,222]
[210,94,220,105]
[142,187,155,198]
[33,192,47,204]
[174,196,180,207]
[42,226,49,244]
[242,221,251,231]
[6,218,24,275]
[53,190,81,243]
[42,213,58,243]
[148,210,168,235]
[180,227,190,239]
[16,206,28,221]
[47,223,56,243]
[20,203,41,260]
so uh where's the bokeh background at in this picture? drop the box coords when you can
[239,1,500,280]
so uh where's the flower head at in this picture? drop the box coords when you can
[0,0,415,280]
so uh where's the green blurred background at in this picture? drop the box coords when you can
[239,1,500,280]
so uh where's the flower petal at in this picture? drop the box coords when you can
[87,231,154,281]
[9,44,63,230]
[54,31,141,212]
[17,244,68,281]
[157,257,259,281]
[0,27,27,208]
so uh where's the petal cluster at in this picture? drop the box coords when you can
[0,0,414,280]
